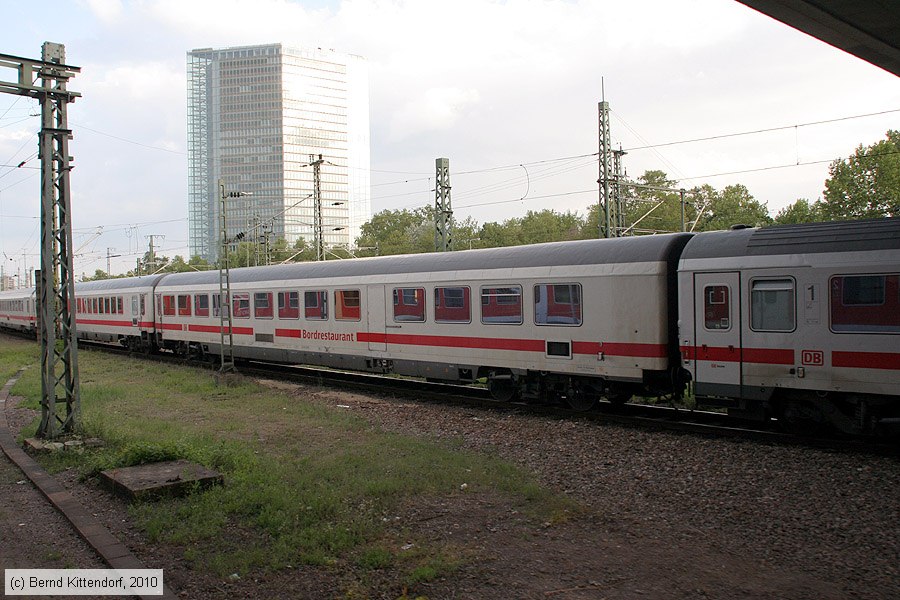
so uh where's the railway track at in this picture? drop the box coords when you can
[73,339,900,456]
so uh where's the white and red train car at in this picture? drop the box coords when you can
[150,233,690,408]
[73,275,164,352]
[0,288,36,334]
[678,218,900,434]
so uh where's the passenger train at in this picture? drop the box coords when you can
[1,218,898,436]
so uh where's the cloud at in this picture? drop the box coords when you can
[84,0,124,24]
[389,87,481,141]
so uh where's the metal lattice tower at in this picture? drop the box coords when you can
[598,100,617,238]
[216,181,252,373]
[434,157,452,252]
[310,154,325,261]
[0,44,82,437]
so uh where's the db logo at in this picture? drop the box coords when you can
[801,350,824,366]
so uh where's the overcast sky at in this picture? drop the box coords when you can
[0,0,897,278]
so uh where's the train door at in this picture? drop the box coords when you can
[366,285,387,351]
[131,295,140,327]
[693,272,742,397]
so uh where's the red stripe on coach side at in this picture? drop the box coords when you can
[681,345,794,365]
[832,351,900,370]
[77,318,135,328]
[742,347,795,365]
[572,341,668,358]
[188,324,254,336]
[357,332,545,352]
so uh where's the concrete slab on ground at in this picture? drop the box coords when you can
[101,459,223,501]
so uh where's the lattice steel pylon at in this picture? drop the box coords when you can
[434,157,452,252]
[0,44,82,437]
[598,100,616,238]
[310,154,325,261]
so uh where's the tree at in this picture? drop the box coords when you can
[820,130,900,220]
[623,170,685,234]
[774,199,821,225]
[696,184,772,231]
[355,207,435,256]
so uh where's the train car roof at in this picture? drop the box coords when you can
[75,274,166,291]
[0,288,34,299]
[681,218,900,259]
[157,233,695,287]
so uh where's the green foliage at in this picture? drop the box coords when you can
[774,199,822,225]
[696,184,772,231]
[820,130,900,221]
[356,206,436,256]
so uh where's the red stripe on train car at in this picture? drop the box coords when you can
[832,351,900,370]
[357,332,546,352]
[572,341,668,358]
[77,318,135,327]
[680,346,794,365]
[187,324,255,336]
[742,348,795,365]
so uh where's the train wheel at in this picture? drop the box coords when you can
[566,389,597,412]
[487,373,519,402]
[780,398,828,436]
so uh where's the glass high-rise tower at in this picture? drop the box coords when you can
[187,44,370,262]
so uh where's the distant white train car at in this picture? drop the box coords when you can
[73,275,164,352]
[0,287,36,334]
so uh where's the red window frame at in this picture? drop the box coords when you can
[480,286,522,324]
[233,293,250,319]
[304,290,328,320]
[195,294,209,317]
[435,286,471,323]
[162,295,176,316]
[393,287,425,322]
[254,292,274,319]
[335,290,361,321]
[278,291,300,319]
[177,294,192,316]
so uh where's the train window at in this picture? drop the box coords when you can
[162,295,176,316]
[830,274,900,333]
[534,284,582,326]
[254,292,273,319]
[117,297,123,314]
[102,297,110,314]
[304,291,328,320]
[233,293,250,318]
[435,286,471,323]
[335,290,361,321]
[703,285,730,331]
[140,294,146,316]
[278,291,300,319]
[178,294,192,316]
[481,286,523,324]
[750,279,795,332]
[195,294,209,317]
[393,287,425,322]
[212,294,229,318]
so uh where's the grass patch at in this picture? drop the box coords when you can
[0,340,573,583]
